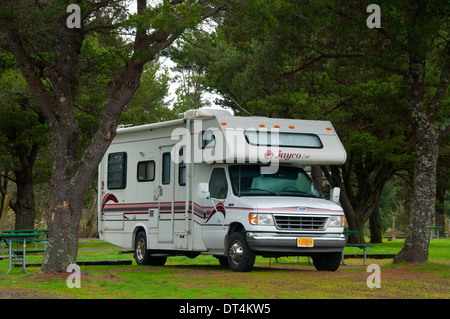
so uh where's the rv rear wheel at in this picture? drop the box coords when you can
[226,232,255,272]
[312,252,341,271]
[134,230,167,266]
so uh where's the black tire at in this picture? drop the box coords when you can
[226,231,255,272]
[215,255,229,267]
[312,252,341,271]
[134,230,167,266]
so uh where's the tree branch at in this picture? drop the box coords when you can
[4,26,57,123]
[224,93,252,116]
[280,52,362,78]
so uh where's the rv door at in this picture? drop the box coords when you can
[158,145,175,243]
[201,167,229,250]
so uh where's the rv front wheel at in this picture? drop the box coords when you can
[312,252,341,271]
[227,232,255,272]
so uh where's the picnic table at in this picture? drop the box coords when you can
[4,229,48,236]
[3,229,48,251]
[431,226,443,239]
[0,232,42,274]
[342,229,373,266]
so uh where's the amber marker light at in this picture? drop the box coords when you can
[249,213,258,225]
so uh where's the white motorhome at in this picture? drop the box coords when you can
[98,109,347,272]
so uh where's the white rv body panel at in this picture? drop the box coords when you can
[98,109,347,271]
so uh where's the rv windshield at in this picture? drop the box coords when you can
[228,165,321,198]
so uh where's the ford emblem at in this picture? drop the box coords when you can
[298,207,306,211]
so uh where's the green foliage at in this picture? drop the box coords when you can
[75,34,173,146]
[0,67,49,173]
[120,62,177,125]
[123,0,205,32]
[379,175,412,233]
[0,51,16,70]
[168,0,449,244]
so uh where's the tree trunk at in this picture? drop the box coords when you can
[39,56,147,273]
[348,220,365,244]
[41,187,82,273]
[41,104,81,272]
[310,166,324,197]
[394,55,439,263]
[13,178,36,230]
[12,145,38,230]
[394,129,438,263]
[369,204,383,243]
[322,163,389,244]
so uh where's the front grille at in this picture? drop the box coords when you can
[274,215,328,231]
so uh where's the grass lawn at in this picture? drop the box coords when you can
[0,238,449,299]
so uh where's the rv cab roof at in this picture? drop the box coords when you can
[184,108,232,119]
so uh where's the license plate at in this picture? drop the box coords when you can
[297,238,314,247]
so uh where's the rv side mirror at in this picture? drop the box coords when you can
[198,183,210,199]
[331,187,341,203]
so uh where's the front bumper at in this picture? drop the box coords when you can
[246,232,346,256]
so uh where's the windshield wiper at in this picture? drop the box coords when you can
[244,188,279,196]
[279,190,319,198]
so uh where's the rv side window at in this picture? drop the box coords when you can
[209,168,228,199]
[107,152,127,189]
[179,147,186,186]
[137,161,155,182]
[162,152,171,184]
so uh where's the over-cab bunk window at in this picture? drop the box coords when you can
[244,131,323,149]
[107,152,127,189]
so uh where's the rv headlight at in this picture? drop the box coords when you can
[249,213,274,226]
[328,215,344,227]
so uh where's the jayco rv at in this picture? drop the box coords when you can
[98,109,347,272]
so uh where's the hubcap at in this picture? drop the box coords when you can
[136,237,146,261]
[229,240,244,265]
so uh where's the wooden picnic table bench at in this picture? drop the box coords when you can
[0,232,42,274]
